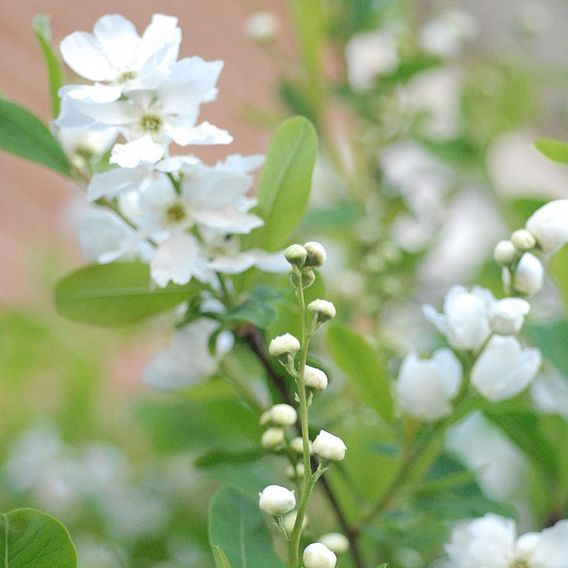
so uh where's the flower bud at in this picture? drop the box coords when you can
[493,240,517,266]
[259,485,295,516]
[318,533,349,554]
[290,436,312,454]
[513,253,544,297]
[525,199,568,253]
[313,430,347,461]
[284,244,308,267]
[269,333,301,357]
[303,543,337,568]
[308,299,336,323]
[511,229,536,252]
[304,365,328,391]
[259,410,272,426]
[488,298,530,335]
[270,404,298,426]
[285,463,305,480]
[303,242,327,267]
[283,511,308,535]
[261,427,285,449]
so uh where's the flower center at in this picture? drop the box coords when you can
[511,561,530,568]
[141,114,162,134]
[118,70,138,83]
[166,203,187,223]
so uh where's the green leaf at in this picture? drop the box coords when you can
[224,286,283,330]
[54,262,200,326]
[0,98,70,176]
[0,508,77,567]
[326,323,395,423]
[248,117,318,252]
[208,487,285,568]
[213,546,233,568]
[195,447,264,469]
[535,138,568,165]
[33,15,65,118]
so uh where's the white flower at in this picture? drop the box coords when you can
[471,336,541,402]
[60,14,181,102]
[58,125,117,166]
[312,430,347,461]
[258,485,296,516]
[423,286,494,351]
[531,369,568,421]
[345,31,399,91]
[307,299,336,322]
[318,533,349,554]
[488,298,530,335]
[143,319,233,391]
[284,244,308,266]
[420,8,478,58]
[269,334,301,357]
[303,543,337,568]
[396,349,462,422]
[493,240,517,266]
[290,437,312,455]
[304,241,327,267]
[261,428,285,449]
[511,228,536,252]
[285,463,305,480]
[269,404,297,426]
[150,233,203,287]
[283,511,307,535]
[445,513,568,568]
[513,252,544,297]
[244,11,280,42]
[304,366,328,391]
[526,199,568,254]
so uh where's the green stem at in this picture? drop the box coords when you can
[288,269,315,568]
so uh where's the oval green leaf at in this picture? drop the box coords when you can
[0,98,70,176]
[0,508,77,568]
[208,487,285,568]
[535,138,568,165]
[54,262,200,326]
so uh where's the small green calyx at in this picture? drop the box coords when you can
[166,203,187,223]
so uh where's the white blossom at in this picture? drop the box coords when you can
[318,533,349,554]
[513,252,544,297]
[525,199,568,254]
[488,297,530,335]
[304,241,327,267]
[269,404,298,426]
[396,349,462,421]
[303,543,337,568]
[143,319,233,391]
[423,286,494,351]
[493,240,517,266]
[531,369,568,421]
[420,8,478,58]
[304,366,328,391]
[244,11,280,42]
[269,334,301,357]
[471,336,541,402]
[312,430,346,461]
[258,485,296,516]
[307,299,336,322]
[261,428,285,449]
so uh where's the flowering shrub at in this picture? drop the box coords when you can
[2,4,568,568]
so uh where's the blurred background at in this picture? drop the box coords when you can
[2,1,568,566]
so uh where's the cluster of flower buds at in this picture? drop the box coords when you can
[493,199,568,296]
[285,241,327,289]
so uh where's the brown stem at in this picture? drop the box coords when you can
[239,325,366,568]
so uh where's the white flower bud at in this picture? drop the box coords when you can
[493,240,517,266]
[270,404,298,426]
[511,229,536,252]
[243,11,280,43]
[303,543,337,568]
[290,437,312,454]
[526,199,568,253]
[261,427,285,449]
[285,463,305,480]
[283,511,308,535]
[303,241,327,267]
[304,365,328,391]
[488,298,530,335]
[258,485,296,516]
[318,533,349,554]
[308,299,336,323]
[313,430,347,461]
[513,253,544,297]
[269,333,301,357]
[284,244,308,267]
[260,410,272,426]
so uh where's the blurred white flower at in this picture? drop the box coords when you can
[445,513,568,568]
[258,485,296,516]
[531,368,568,421]
[345,30,399,91]
[244,11,280,42]
[472,336,541,401]
[396,349,462,421]
[488,297,530,335]
[312,430,347,461]
[423,285,494,351]
[303,542,337,568]
[420,8,478,58]
[143,318,233,391]
[526,199,568,254]
[512,252,544,297]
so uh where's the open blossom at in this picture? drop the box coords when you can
[445,513,568,568]
[423,286,494,351]
[396,349,462,421]
[525,199,568,254]
[488,297,530,335]
[471,336,541,401]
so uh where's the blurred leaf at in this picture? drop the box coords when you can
[550,249,568,308]
[212,546,233,568]
[209,487,285,568]
[301,201,362,233]
[248,117,318,251]
[535,138,568,165]
[0,98,71,175]
[327,323,395,423]
[0,508,77,567]
[524,320,568,377]
[33,15,65,118]
[195,447,265,469]
[224,287,284,330]
[54,262,200,326]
